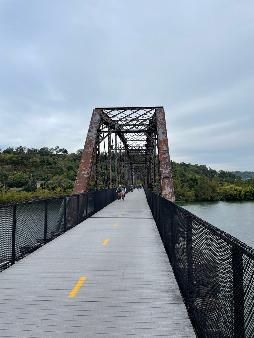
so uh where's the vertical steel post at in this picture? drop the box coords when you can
[144,149,147,187]
[11,204,17,265]
[147,133,152,189]
[95,134,101,190]
[171,206,177,268]
[131,163,134,185]
[85,193,89,217]
[115,132,118,187]
[153,140,156,190]
[63,197,67,232]
[124,150,128,186]
[186,215,194,311]
[76,194,80,225]
[102,132,106,188]
[93,192,96,215]
[157,139,161,194]
[108,131,112,188]
[44,200,48,243]
[232,246,245,338]
[95,141,98,190]
[149,147,152,188]
[119,144,122,185]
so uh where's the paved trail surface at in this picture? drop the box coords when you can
[0,190,195,337]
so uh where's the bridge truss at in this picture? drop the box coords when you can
[73,107,175,201]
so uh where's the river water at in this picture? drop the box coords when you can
[181,201,254,248]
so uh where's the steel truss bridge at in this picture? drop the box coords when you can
[0,106,253,337]
[73,106,174,201]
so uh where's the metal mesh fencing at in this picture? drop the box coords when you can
[16,201,45,259]
[0,205,12,271]
[0,188,117,271]
[46,198,65,240]
[145,189,254,338]
[87,192,95,216]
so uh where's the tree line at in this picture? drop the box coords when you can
[0,146,254,203]
[172,162,254,202]
[0,146,80,203]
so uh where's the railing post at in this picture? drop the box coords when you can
[44,200,48,243]
[85,193,88,218]
[186,215,194,310]
[76,194,80,225]
[106,189,108,205]
[94,191,97,213]
[103,189,106,207]
[157,196,162,237]
[171,206,177,268]
[232,245,245,338]
[63,197,67,232]
[163,200,172,253]
[11,204,17,265]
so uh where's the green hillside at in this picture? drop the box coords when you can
[0,146,80,203]
[172,162,254,202]
[0,146,254,203]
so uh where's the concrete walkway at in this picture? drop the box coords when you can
[0,190,195,337]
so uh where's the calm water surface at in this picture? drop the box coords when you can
[181,201,254,248]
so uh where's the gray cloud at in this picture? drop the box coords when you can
[0,0,253,170]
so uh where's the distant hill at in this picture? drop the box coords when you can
[231,171,254,181]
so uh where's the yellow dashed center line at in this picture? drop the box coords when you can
[102,239,110,246]
[112,223,119,227]
[69,276,87,298]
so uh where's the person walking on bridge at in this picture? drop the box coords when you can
[116,185,126,201]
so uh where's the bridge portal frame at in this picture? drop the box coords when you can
[73,106,175,201]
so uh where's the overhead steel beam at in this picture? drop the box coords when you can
[100,106,163,110]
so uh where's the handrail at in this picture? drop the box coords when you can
[145,189,253,338]
[0,189,117,272]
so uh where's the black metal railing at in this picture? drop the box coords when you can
[145,189,254,338]
[0,189,116,272]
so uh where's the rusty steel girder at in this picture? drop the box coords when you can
[156,108,175,201]
[73,108,101,194]
[73,106,175,202]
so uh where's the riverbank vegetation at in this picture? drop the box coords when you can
[0,146,77,203]
[172,162,254,202]
[0,146,254,203]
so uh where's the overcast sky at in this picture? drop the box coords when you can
[0,0,253,170]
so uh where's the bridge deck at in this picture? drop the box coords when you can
[0,190,195,337]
